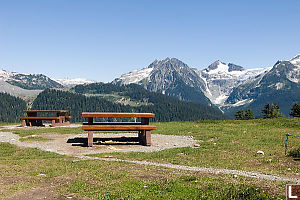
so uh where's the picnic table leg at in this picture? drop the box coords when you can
[139,130,151,146]
[88,131,93,147]
[21,120,26,127]
[144,130,151,146]
[51,120,56,127]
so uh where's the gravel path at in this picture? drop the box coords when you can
[1,128,299,184]
[79,156,300,183]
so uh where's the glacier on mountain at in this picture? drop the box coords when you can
[54,78,95,86]
[199,61,268,105]
[116,67,153,84]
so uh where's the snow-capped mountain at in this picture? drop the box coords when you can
[0,69,62,90]
[113,58,211,105]
[196,61,269,105]
[113,58,269,106]
[54,78,95,86]
[223,54,300,117]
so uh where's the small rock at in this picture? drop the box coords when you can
[72,160,80,163]
[213,143,216,145]
[143,185,148,188]
[287,168,291,171]
[256,150,264,155]
[233,175,238,178]
[37,174,46,177]
[177,153,185,156]
[194,144,200,148]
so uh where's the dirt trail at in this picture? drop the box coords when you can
[0,126,299,184]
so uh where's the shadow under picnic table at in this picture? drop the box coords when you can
[67,136,141,147]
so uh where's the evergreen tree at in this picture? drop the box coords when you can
[290,103,300,117]
[245,109,254,119]
[261,103,272,118]
[0,93,27,122]
[235,109,245,120]
[261,103,283,118]
[32,89,227,122]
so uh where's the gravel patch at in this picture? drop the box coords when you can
[0,131,197,156]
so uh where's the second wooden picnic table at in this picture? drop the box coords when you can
[20,110,71,127]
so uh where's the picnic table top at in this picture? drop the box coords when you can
[82,112,155,118]
[23,110,69,113]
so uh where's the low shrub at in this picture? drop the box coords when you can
[288,146,300,158]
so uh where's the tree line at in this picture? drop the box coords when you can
[32,89,226,122]
[235,103,300,120]
[0,93,27,122]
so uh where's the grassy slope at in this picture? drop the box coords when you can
[0,143,280,199]
[91,118,300,177]
[1,119,299,199]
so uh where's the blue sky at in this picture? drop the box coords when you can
[0,0,299,82]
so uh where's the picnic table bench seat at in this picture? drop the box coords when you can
[81,112,156,147]
[82,125,156,131]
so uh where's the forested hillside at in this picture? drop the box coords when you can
[0,93,27,122]
[32,87,226,122]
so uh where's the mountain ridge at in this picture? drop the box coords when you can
[112,54,300,117]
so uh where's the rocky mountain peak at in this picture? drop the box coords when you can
[205,60,225,72]
[228,63,245,72]
[0,69,62,90]
[148,58,188,70]
[205,61,245,74]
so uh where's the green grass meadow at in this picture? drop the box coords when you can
[0,118,299,199]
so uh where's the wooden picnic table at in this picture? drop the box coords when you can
[81,112,156,147]
[20,110,71,127]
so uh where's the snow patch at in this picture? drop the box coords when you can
[230,99,253,107]
[213,94,229,105]
[117,67,153,84]
[206,61,229,75]
[0,69,14,81]
[54,78,95,86]
[289,54,300,67]
[275,82,284,90]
